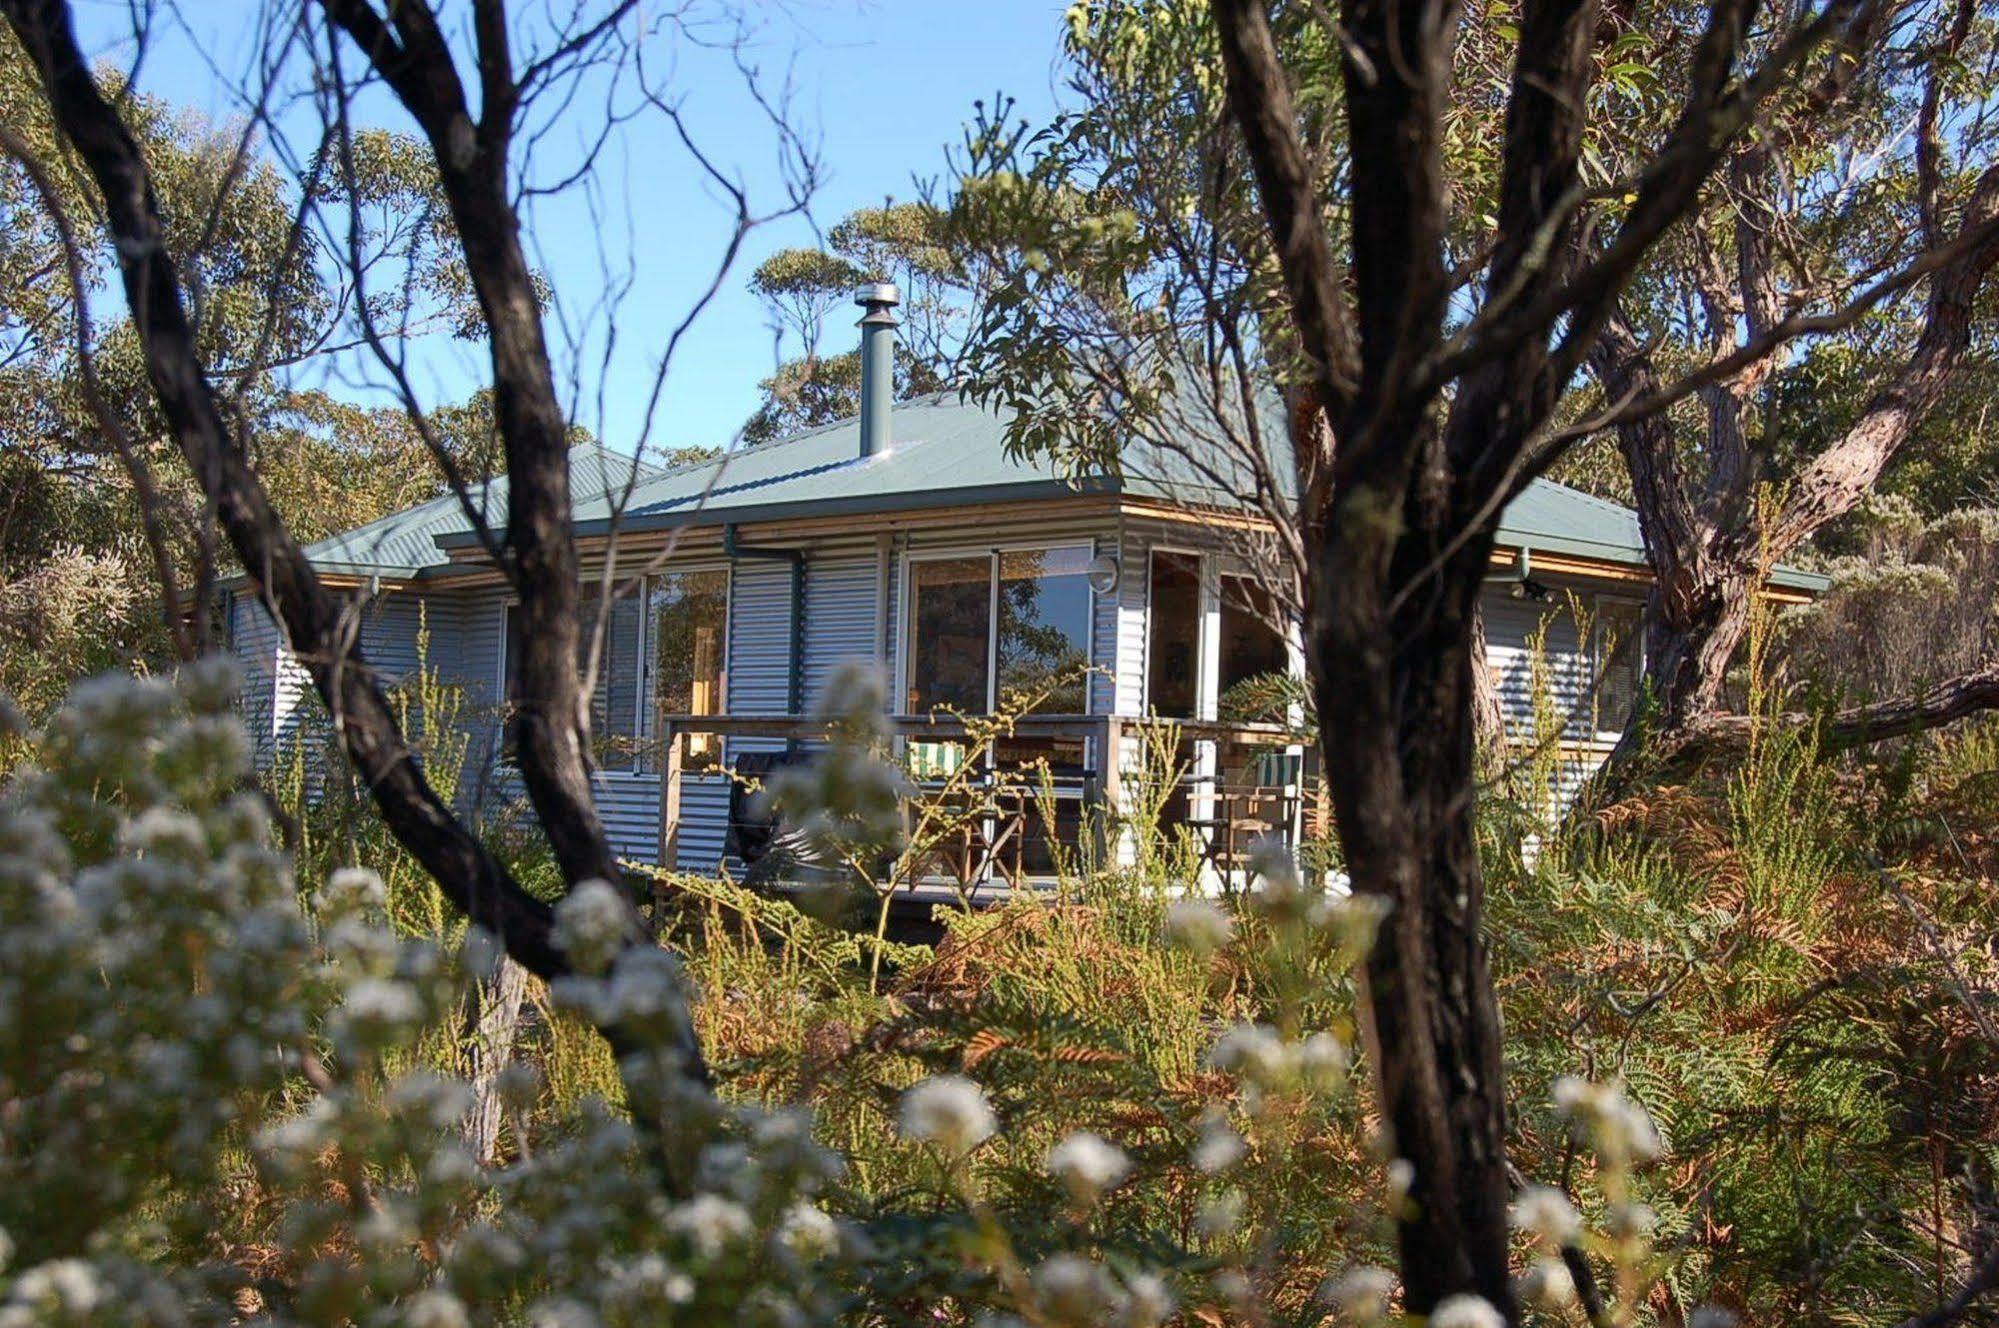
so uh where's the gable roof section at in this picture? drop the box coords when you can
[294,441,664,580]
[305,396,1821,593]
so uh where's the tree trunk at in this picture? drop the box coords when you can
[1312,533,1517,1317]
[1615,558,1758,763]
[1470,600,1509,770]
[464,956,530,1164]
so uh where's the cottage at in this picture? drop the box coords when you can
[226,285,1821,885]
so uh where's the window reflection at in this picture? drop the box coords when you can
[1218,573,1289,698]
[997,547,1092,714]
[653,569,729,771]
[1147,551,1201,718]
[906,556,993,713]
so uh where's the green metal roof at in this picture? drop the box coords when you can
[312,397,1821,592]
[292,442,663,579]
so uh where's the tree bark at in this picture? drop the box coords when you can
[1681,665,1999,755]
[318,0,624,892]
[1312,531,1517,1313]
[464,957,530,1163]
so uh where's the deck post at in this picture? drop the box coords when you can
[1093,715,1122,868]
[657,721,683,879]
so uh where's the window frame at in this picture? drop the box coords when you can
[494,562,733,779]
[898,540,1098,717]
[1590,593,1646,741]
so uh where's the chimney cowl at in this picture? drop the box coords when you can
[855,281,902,315]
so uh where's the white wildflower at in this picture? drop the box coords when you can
[1207,1022,1289,1083]
[175,655,242,713]
[1552,1075,1664,1164]
[1322,1265,1397,1323]
[898,1074,997,1157]
[1430,1293,1506,1328]
[1191,1112,1247,1173]
[526,1298,599,1328]
[1212,1269,1253,1308]
[1163,898,1233,955]
[1609,1201,1657,1238]
[1385,1157,1416,1210]
[1031,1254,1117,1325]
[666,1193,753,1260]
[119,807,207,860]
[1194,1187,1245,1238]
[334,976,424,1049]
[1516,1258,1577,1310]
[776,1203,841,1260]
[11,1259,104,1316]
[552,877,632,975]
[405,1289,471,1328]
[1046,1130,1130,1205]
[1297,1031,1350,1094]
[604,1254,695,1310]
[321,866,387,918]
[1246,836,1311,919]
[1120,1271,1175,1328]
[1512,1184,1582,1244]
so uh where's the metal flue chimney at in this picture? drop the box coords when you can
[854,282,900,459]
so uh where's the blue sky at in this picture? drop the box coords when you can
[71,0,1071,457]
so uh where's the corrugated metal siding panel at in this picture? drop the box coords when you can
[1112,523,1151,716]
[596,775,662,863]
[802,553,880,711]
[359,593,427,681]
[728,558,793,717]
[443,587,510,815]
[1483,590,1596,739]
[231,593,280,762]
[672,775,731,873]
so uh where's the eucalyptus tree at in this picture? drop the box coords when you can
[0,0,815,1183]
[1583,5,1999,764]
[948,0,1998,1313]
[742,202,981,444]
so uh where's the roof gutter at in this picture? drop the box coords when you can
[722,523,805,718]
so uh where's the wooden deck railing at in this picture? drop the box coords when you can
[649,712,1305,879]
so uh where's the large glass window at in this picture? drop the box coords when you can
[652,569,729,771]
[906,556,995,713]
[1146,551,1202,718]
[906,548,1095,715]
[997,547,1092,714]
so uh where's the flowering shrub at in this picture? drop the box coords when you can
[0,661,1730,1325]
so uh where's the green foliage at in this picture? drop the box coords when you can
[741,202,967,445]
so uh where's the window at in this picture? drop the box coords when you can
[1218,573,1290,701]
[651,569,729,771]
[906,556,995,713]
[500,573,729,775]
[1146,551,1202,719]
[997,547,1092,714]
[1594,600,1643,735]
[905,547,1095,715]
